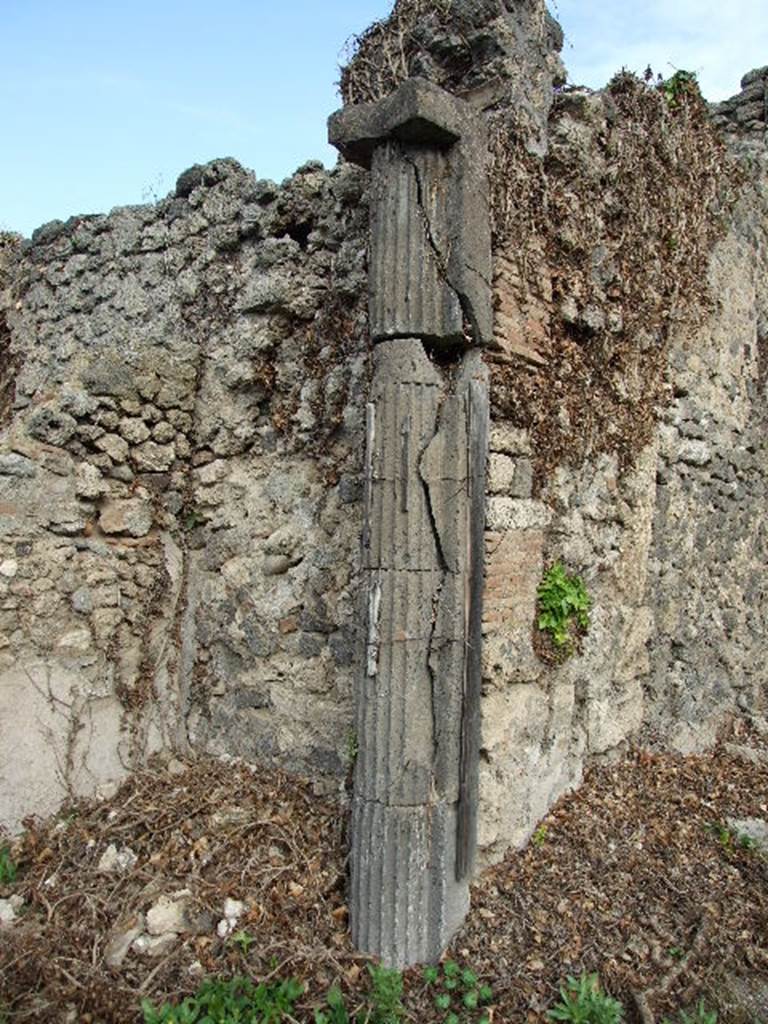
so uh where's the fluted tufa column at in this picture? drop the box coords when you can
[329,77,491,966]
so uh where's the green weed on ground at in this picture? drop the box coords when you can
[141,975,303,1024]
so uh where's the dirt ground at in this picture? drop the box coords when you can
[1,721,766,1024]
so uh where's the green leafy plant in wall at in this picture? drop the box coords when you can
[536,562,591,659]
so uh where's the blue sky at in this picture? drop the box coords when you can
[2,0,766,237]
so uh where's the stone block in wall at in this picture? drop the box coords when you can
[482,529,543,685]
[487,453,534,498]
[486,497,551,531]
[478,680,583,861]
[487,453,516,494]
[489,423,532,457]
[99,498,153,538]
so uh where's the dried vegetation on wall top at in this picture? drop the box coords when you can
[489,71,742,484]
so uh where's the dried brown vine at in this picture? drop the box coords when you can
[339,0,454,105]
[488,72,743,484]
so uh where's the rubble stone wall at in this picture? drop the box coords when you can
[0,159,370,831]
[474,68,768,865]
[0,6,765,879]
[645,136,768,752]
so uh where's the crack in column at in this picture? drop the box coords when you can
[418,397,449,783]
[463,260,493,290]
[418,389,461,796]
[425,571,445,781]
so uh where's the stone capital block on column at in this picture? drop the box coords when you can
[329,78,492,348]
[328,78,467,165]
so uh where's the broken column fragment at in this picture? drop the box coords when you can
[329,77,491,966]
